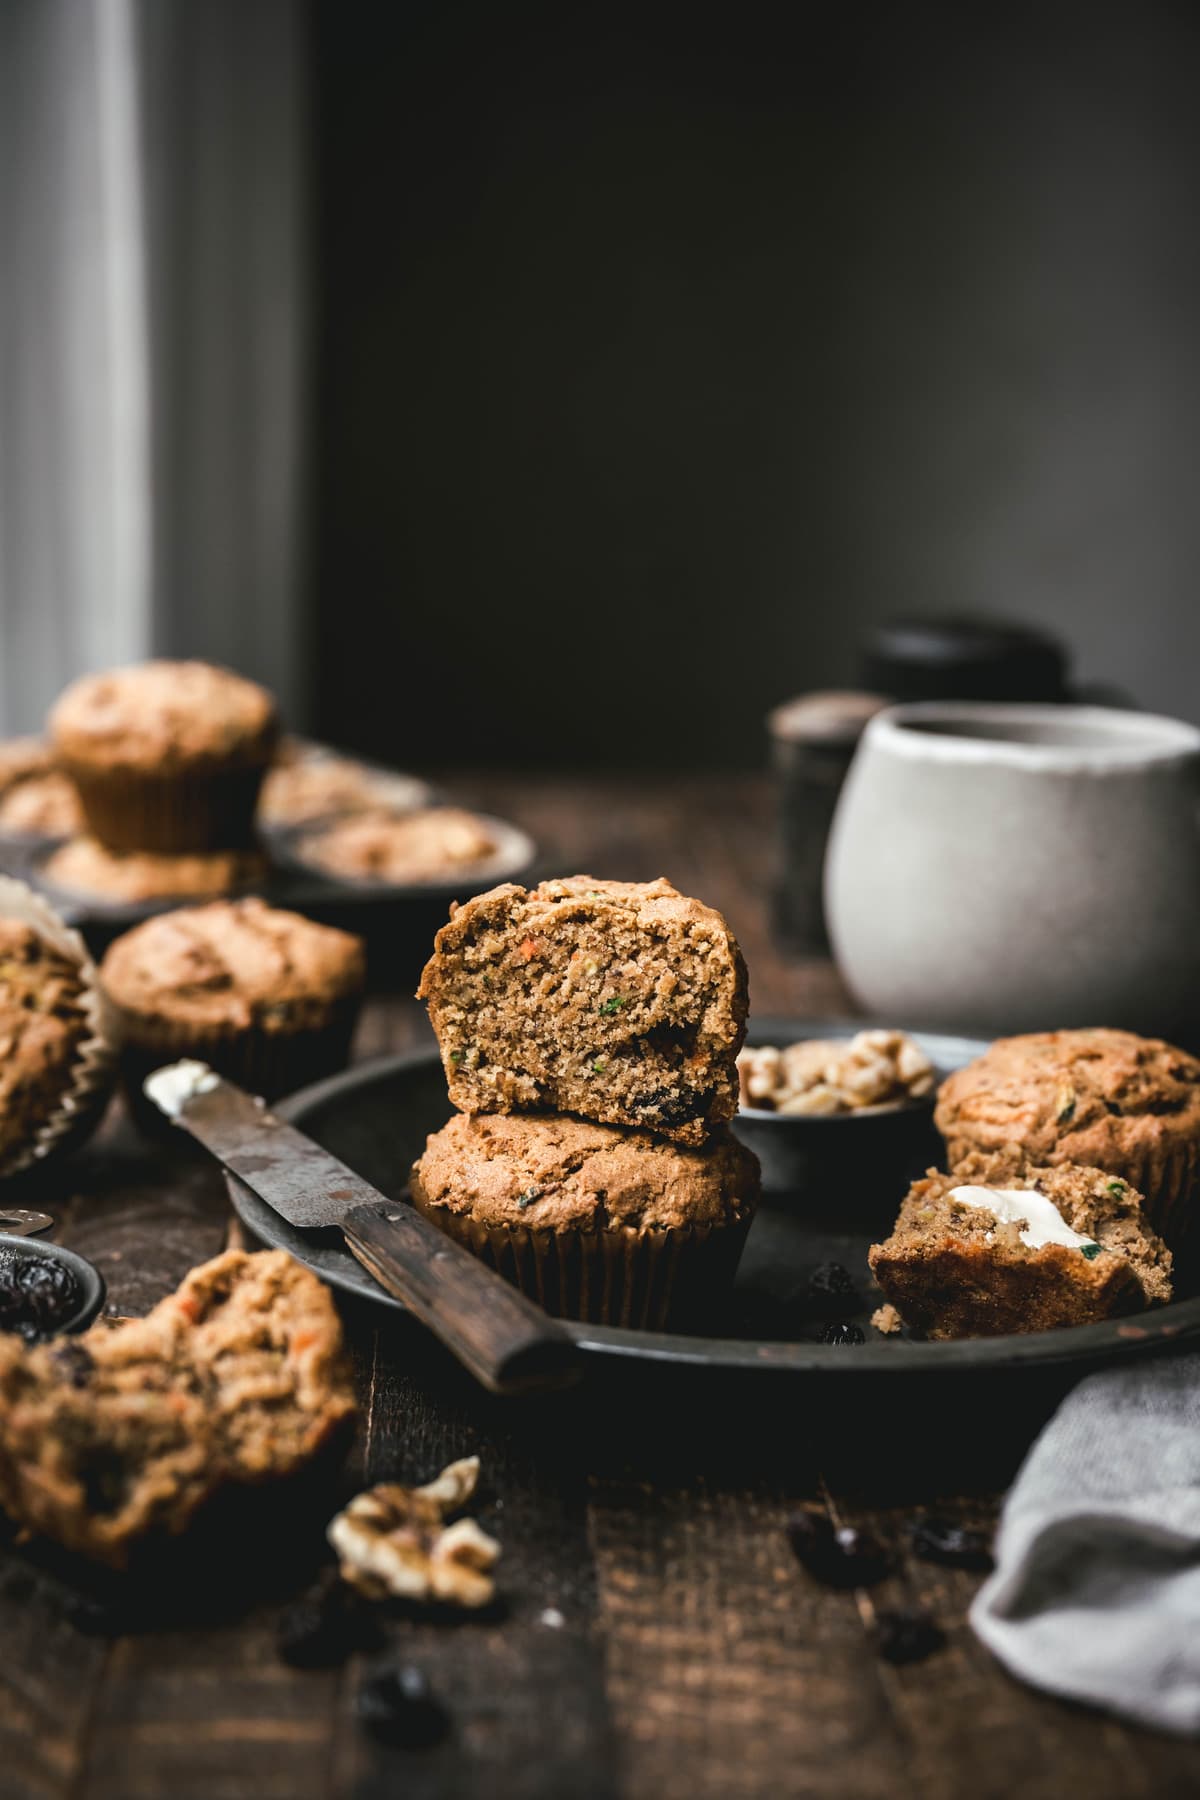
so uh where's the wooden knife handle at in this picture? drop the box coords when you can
[340,1199,581,1396]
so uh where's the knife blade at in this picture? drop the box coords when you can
[144,1061,581,1396]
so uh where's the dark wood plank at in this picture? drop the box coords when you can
[3,774,1199,1800]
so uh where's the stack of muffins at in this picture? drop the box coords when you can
[410,875,761,1330]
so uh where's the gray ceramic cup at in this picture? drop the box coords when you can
[825,702,1200,1040]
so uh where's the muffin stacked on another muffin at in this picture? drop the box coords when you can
[44,661,276,903]
[100,897,366,1106]
[411,876,759,1330]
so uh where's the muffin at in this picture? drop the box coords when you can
[935,1029,1200,1257]
[41,838,269,905]
[49,660,278,851]
[868,1153,1173,1339]
[0,876,116,1177]
[417,876,749,1147]
[100,897,366,1104]
[410,1111,760,1330]
[294,807,499,885]
[0,739,82,839]
[260,739,432,828]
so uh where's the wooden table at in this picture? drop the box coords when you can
[5,774,1200,1800]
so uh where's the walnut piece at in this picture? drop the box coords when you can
[327,1454,500,1608]
[738,1030,936,1116]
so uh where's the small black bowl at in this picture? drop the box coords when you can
[732,1019,990,1226]
[0,1231,107,1339]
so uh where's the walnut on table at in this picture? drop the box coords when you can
[327,1454,500,1609]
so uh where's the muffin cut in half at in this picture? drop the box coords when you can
[935,1028,1200,1259]
[868,1153,1173,1340]
[410,1110,760,1331]
[417,876,748,1146]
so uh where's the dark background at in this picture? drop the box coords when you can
[309,1,1200,769]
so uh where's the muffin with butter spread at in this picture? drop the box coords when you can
[100,897,365,1105]
[49,660,278,852]
[936,1029,1200,1260]
[869,1153,1172,1339]
[410,1110,759,1330]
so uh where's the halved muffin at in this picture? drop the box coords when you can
[934,1028,1200,1258]
[417,876,748,1147]
[868,1152,1172,1339]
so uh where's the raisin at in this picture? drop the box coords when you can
[907,1516,994,1572]
[80,1452,128,1516]
[277,1572,382,1668]
[786,1509,892,1587]
[49,1341,94,1389]
[0,1250,82,1342]
[874,1607,947,1664]
[819,1322,865,1345]
[356,1664,449,1748]
[635,1089,704,1128]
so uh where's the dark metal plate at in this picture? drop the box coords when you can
[224,1021,1200,1376]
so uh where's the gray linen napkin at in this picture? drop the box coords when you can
[970,1351,1200,1735]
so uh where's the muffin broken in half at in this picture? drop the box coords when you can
[868,1154,1172,1340]
[417,876,748,1146]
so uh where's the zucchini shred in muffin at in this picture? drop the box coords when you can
[410,1111,760,1330]
[868,1153,1172,1340]
[100,898,365,1104]
[935,1029,1200,1259]
[49,660,278,852]
[417,876,748,1147]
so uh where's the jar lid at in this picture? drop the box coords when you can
[768,690,891,746]
[859,616,1069,703]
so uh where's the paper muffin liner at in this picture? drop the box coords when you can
[61,756,272,854]
[0,875,120,1179]
[114,991,365,1130]
[410,1191,754,1332]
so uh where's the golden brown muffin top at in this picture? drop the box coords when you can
[411,1110,759,1233]
[260,745,430,827]
[0,737,53,790]
[0,920,91,1161]
[0,772,82,836]
[100,898,365,1030]
[298,808,498,885]
[50,661,278,771]
[42,838,267,904]
[935,1029,1200,1172]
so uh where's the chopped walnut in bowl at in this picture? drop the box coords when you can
[738,1029,936,1117]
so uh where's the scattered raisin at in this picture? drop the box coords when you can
[819,1322,865,1345]
[874,1607,947,1664]
[786,1509,892,1587]
[907,1516,994,1572]
[356,1664,449,1748]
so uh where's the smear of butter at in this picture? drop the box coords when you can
[948,1184,1100,1252]
[143,1059,220,1118]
